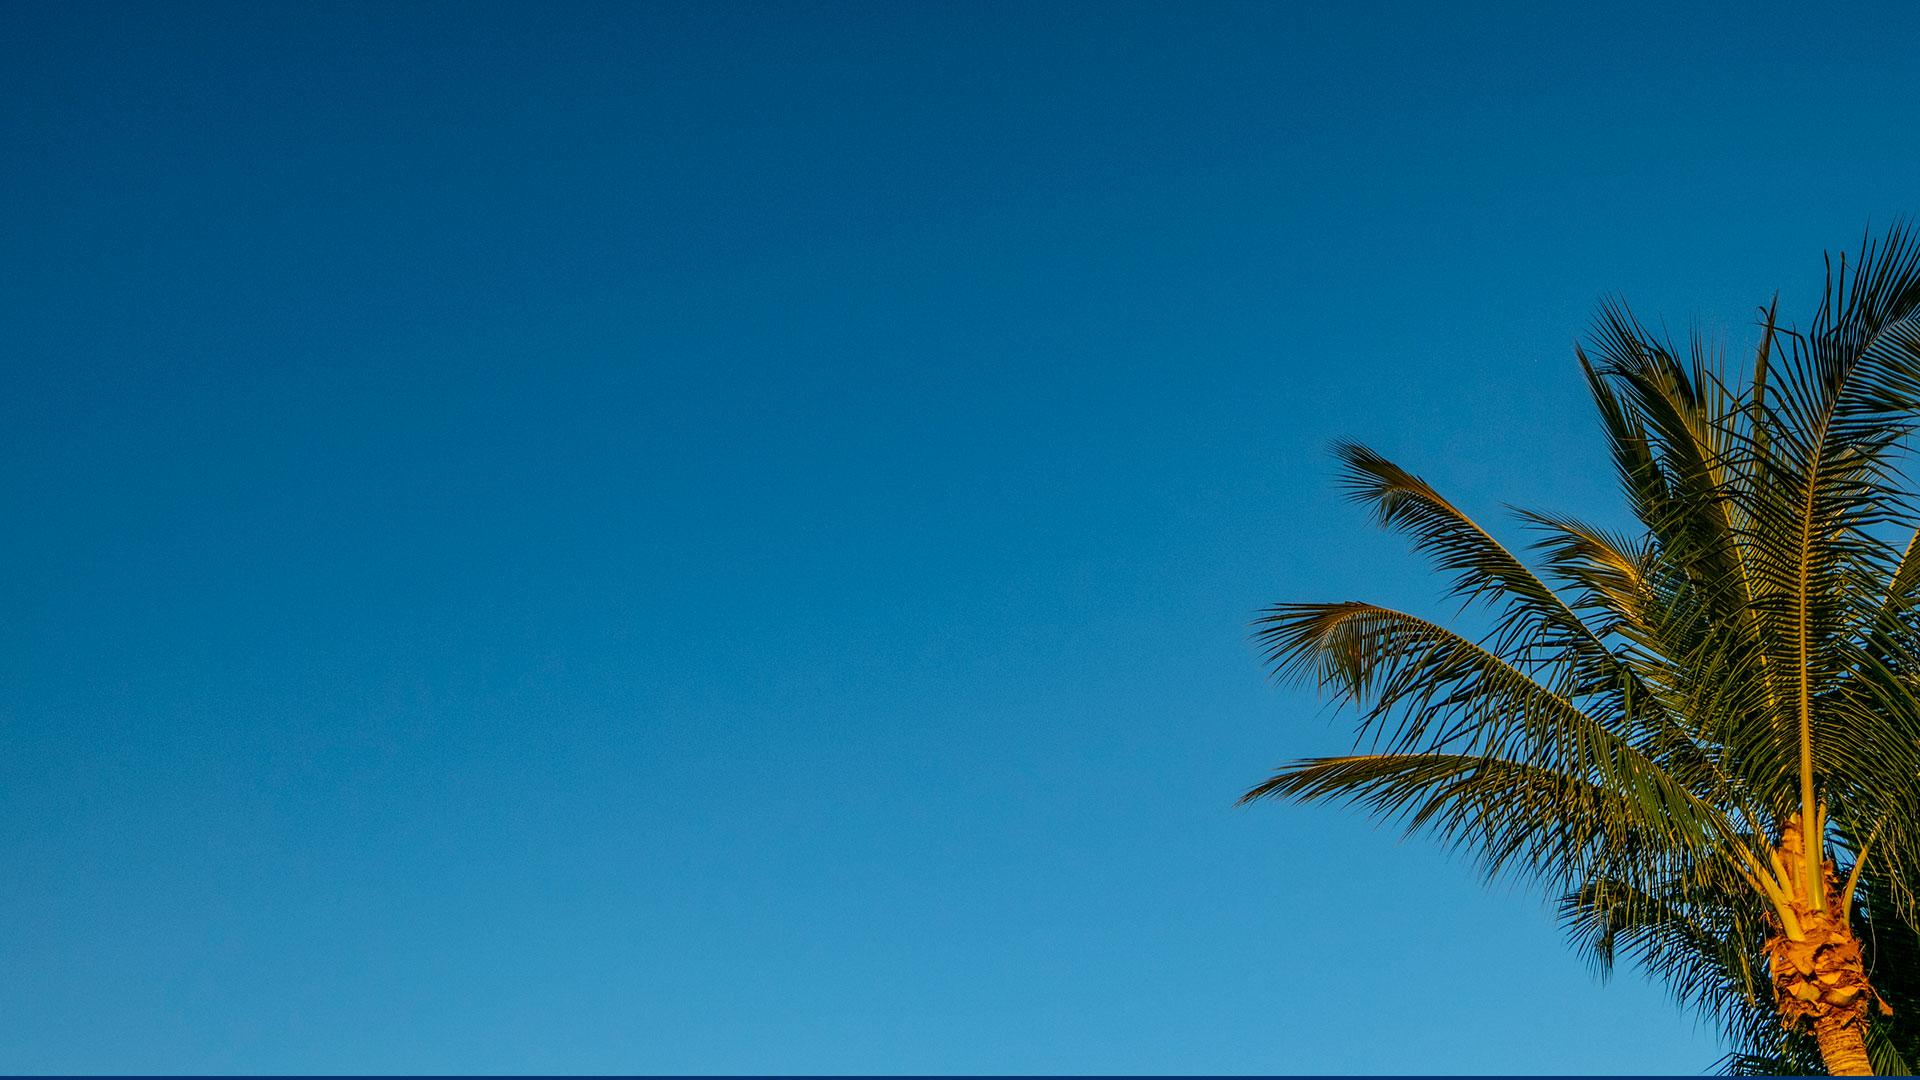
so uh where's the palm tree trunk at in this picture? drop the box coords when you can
[1812,1014,1873,1076]
[1763,816,1883,1076]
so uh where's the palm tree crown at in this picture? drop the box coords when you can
[1247,228,1920,1074]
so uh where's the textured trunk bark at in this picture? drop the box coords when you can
[1761,816,1885,1076]
[1812,1013,1874,1076]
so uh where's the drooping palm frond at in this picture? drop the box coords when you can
[1331,442,1622,664]
[1557,872,1776,1052]
[1244,750,1720,901]
[1858,871,1920,1074]
[1253,601,1679,799]
[1513,510,1655,636]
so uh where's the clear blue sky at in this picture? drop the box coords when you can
[4,1,1918,1073]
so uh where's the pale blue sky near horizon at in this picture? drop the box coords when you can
[4,1,1919,1073]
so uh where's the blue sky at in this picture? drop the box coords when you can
[4,1,1919,1073]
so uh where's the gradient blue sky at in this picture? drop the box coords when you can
[5,1,1919,1074]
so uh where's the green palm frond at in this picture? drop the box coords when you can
[1243,751,1726,901]
[1514,510,1655,636]
[1331,442,1618,661]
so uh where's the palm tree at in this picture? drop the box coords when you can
[1244,229,1920,1074]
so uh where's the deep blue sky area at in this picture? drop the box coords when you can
[5,1,1920,1074]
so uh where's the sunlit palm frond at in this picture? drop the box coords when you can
[1252,602,1737,870]
[1244,752,1715,902]
[1331,443,1617,664]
